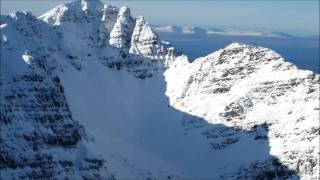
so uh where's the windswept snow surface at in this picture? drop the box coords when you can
[58,50,280,179]
[1,0,319,179]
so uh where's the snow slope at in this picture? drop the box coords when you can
[1,0,319,179]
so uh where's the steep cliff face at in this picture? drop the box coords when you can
[0,11,113,179]
[165,43,319,179]
[0,1,177,178]
[39,0,176,78]
[1,0,319,179]
[109,6,135,50]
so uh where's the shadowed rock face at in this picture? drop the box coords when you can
[0,73,110,179]
[0,0,319,179]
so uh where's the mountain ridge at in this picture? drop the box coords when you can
[1,0,319,179]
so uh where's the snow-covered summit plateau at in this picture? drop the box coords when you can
[1,0,319,179]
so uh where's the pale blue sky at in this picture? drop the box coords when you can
[1,0,319,36]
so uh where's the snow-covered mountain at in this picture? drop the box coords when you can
[1,0,319,179]
[153,25,295,38]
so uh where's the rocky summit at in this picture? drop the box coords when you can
[0,0,319,179]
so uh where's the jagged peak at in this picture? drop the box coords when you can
[39,1,81,25]
[132,16,157,42]
[220,42,279,56]
[103,3,119,12]
[39,0,104,25]
[223,42,277,55]
[225,42,255,49]
[135,16,154,32]
[101,4,118,23]
[195,42,284,68]
[136,15,146,23]
[134,16,147,30]
[80,0,103,12]
[117,6,132,22]
[109,6,135,49]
